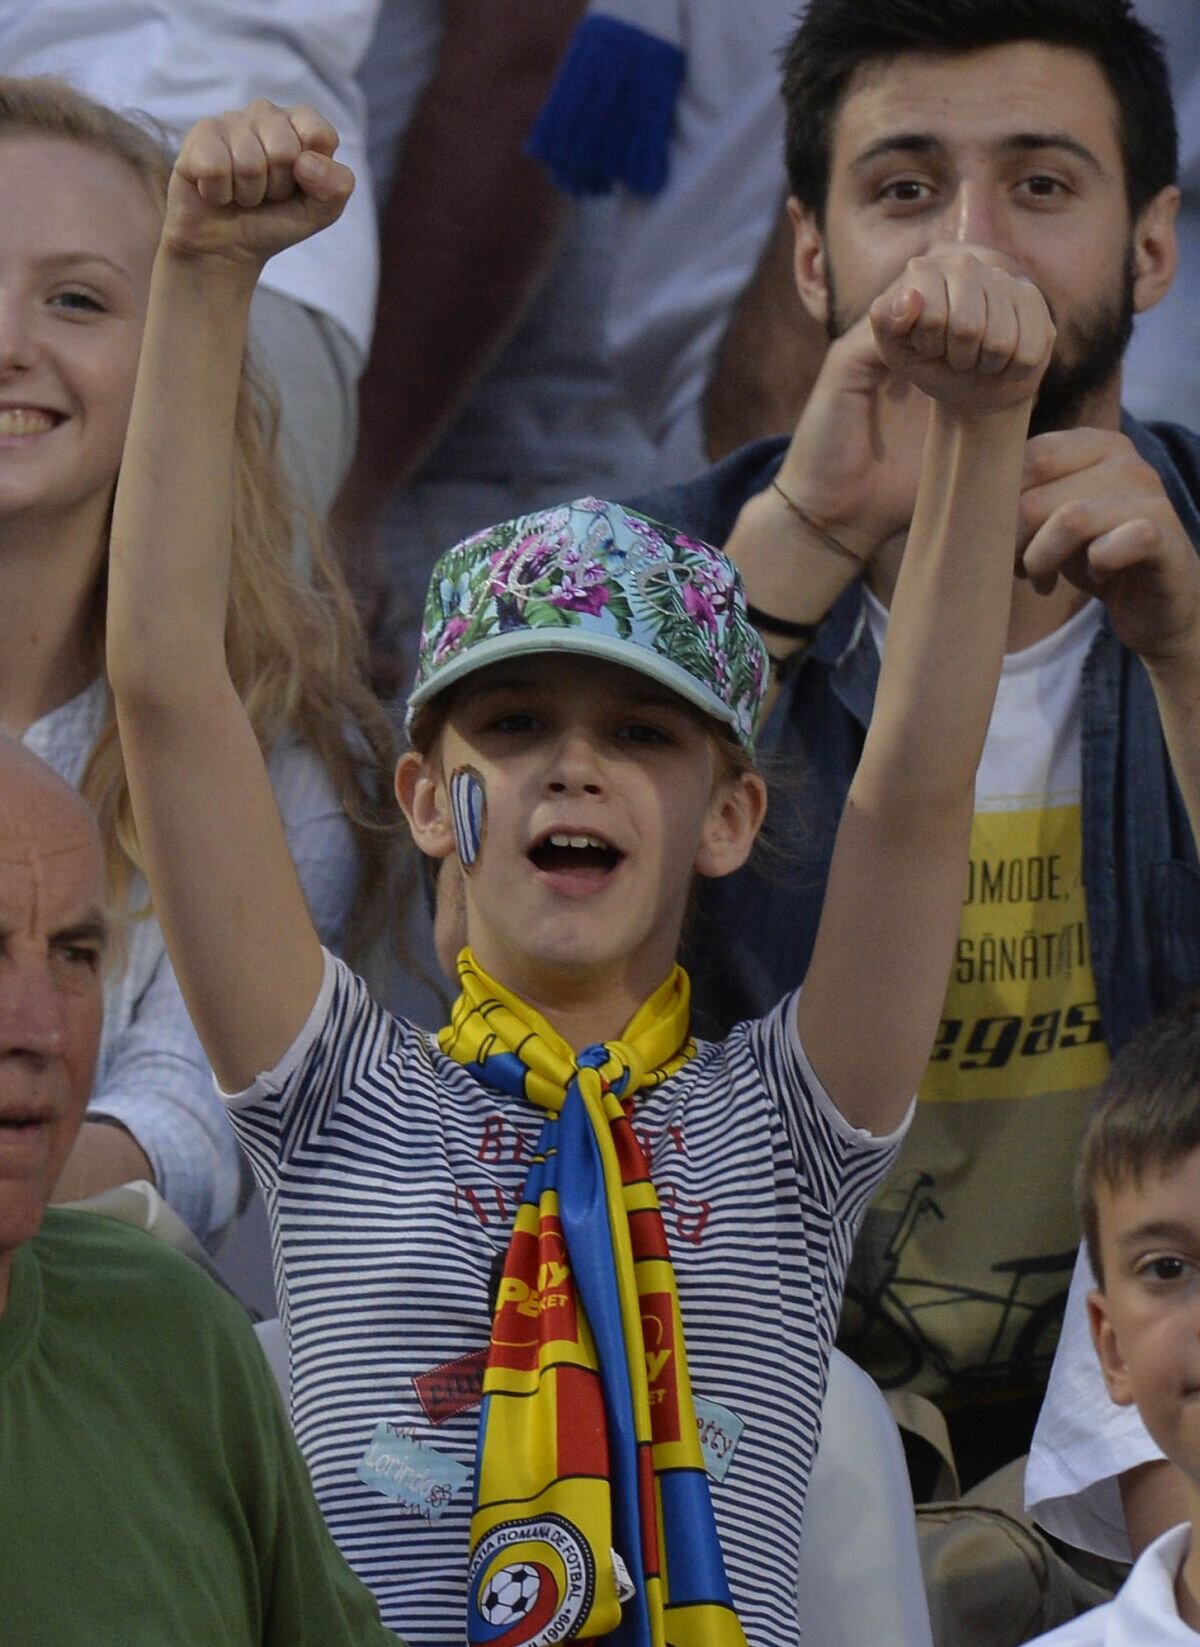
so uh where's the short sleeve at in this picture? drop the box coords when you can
[735,990,912,1228]
[90,931,243,1238]
[221,953,418,1194]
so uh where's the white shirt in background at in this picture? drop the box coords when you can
[0,0,381,354]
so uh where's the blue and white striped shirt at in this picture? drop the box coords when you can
[228,953,906,1645]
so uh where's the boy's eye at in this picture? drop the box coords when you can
[618,722,671,746]
[52,290,105,313]
[1141,1256,1187,1284]
[491,711,540,734]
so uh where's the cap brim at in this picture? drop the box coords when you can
[405,626,738,738]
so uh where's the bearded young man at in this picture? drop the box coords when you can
[631,0,1200,1631]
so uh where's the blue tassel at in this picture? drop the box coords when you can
[527,13,685,197]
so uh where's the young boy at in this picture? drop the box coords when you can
[104,99,1200,1645]
[1029,995,1200,1642]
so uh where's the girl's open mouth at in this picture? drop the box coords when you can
[528,832,623,878]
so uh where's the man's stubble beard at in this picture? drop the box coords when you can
[824,246,1137,436]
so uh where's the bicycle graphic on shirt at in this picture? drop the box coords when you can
[837,1169,1075,1392]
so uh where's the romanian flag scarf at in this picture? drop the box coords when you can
[440,950,748,1646]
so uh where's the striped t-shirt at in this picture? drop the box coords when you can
[228,953,905,1645]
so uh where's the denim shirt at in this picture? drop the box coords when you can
[631,416,1200,1049]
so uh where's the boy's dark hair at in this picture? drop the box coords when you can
[782,0,1178,225]
[1076,992,1200,1288]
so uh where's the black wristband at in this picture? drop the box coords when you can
[745,601,819,641]
[764,634,815,684]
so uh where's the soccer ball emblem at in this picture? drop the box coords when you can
[479,1562,542,1626]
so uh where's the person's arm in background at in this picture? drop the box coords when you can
[332,0,585,563]
[717,199,934,716]
[54,1121,153,1204]
[701,198,829,463]
[51,737,359,1242]
[1022,425,1200,859]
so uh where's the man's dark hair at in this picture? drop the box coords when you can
[782,0,1178,224]
[1076,993,1200,1289]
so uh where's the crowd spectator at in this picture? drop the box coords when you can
[0,735,405,1647]
[695,0,1200,458]
[0,0,383,518]
[529,0,807,486]
[96,89,1093,1642]
[336,0,655,694]
[0,77,399,1243]
[629,0,1200,1637]
[1025,1001,1200,1644]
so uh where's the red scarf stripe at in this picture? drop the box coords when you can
[628,1205,672,1261]
[638,1442,661,1578]
[613,1114,653,1180]
[556,1363,611,1477]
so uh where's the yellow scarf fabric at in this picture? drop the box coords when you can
[441,949,748,1645]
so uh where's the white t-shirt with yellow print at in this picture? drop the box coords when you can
[840,594,1109,1405]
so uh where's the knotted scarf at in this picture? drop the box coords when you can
[440,949,748,1646]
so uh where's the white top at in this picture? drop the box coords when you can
[357,0,654,482]
[23,678,358,1241]
[225,951,908,1644]
[1026,1243,1164,1563]
[604,0,798,460]
[1026,1524,1200,1644]
[867,590,1102,803]
[0,0,380,352]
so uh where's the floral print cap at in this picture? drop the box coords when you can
[406,498,769,753]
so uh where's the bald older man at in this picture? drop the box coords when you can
[0,737,403,1645]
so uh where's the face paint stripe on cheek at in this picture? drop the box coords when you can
[449,766,487,874]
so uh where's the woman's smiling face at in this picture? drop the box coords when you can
[0,133,160,538]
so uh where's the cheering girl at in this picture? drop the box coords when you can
[107,101,1073,1645]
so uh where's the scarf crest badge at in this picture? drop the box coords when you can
[440,951,748,1645]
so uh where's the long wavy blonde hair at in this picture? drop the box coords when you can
[0,76,409,964]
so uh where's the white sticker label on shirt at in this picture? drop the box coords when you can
[694,1394,745,1482]
[356,1422,470,1520]
[611,1547,636,1603]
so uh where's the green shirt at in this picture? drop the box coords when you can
[0,1208,404,1646]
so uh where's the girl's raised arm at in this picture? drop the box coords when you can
[108,102,354,1092]
[796,250,1055,1137]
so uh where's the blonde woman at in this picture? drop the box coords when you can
[0,77,400,1243]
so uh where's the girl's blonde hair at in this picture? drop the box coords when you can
[0,76,409,963]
